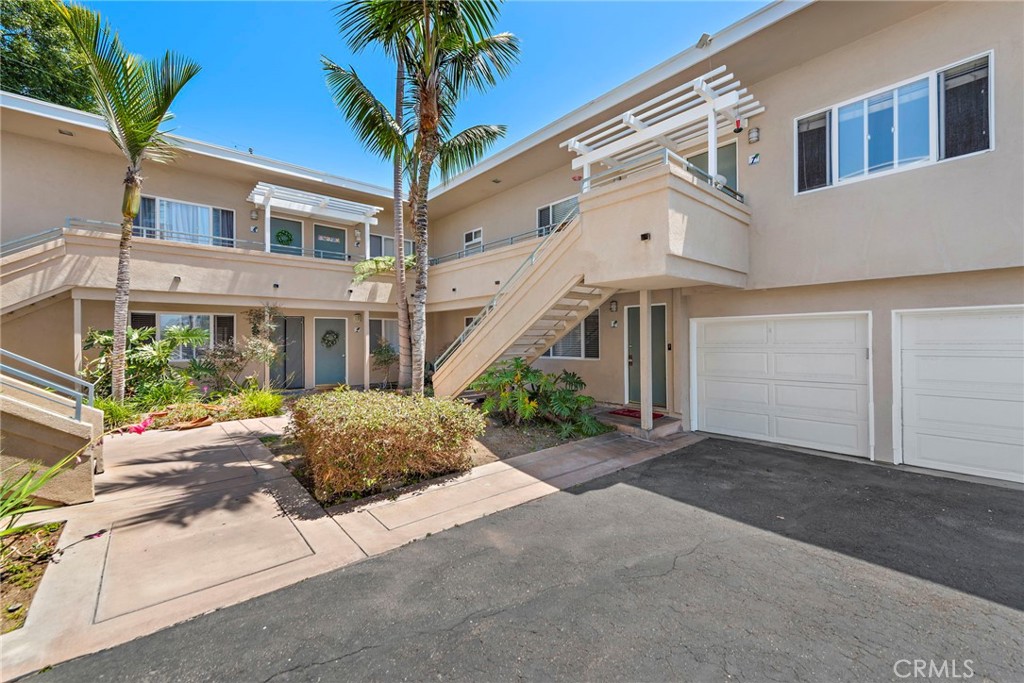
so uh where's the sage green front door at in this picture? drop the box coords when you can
[314,318,347,386]
[627,305,667,407]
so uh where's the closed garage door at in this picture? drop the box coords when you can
[694,313,871,457]
[899,307,1024,483]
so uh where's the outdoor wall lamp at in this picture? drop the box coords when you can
[354,229,362,248]
[249,207,260,221]
[609,300,618,313]
[748,127,760,144]
[354,313,362,324]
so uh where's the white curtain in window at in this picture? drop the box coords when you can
[160,200,211,244]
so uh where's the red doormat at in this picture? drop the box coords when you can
[608,408,666,420]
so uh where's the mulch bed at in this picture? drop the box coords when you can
[1,521,65,634]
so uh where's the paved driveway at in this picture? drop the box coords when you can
[28,439,1024,682]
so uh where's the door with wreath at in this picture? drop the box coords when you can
[314,318,347,386]
[270,217,303,256]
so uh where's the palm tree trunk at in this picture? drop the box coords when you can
[111,168,141,402]
[410,137,437,394]
[393,55,412,389]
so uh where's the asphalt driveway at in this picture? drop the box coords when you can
[28,438,1024,682]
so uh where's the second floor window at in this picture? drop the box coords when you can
[537,196,578,235]
[796,53,991,193]
[464,228,483,255]
[369,234,413,258]
[134,197,235,246]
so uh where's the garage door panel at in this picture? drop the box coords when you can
[904,431,1023,482]
[774,351,866,383]
[900,307,1024,483]
[775,383,867,418]
[775,416,866,455]
[903,309,1024,348]
[702,407,771,439]
[701,378,770,408]
[700,320,769,346]
[699,350,770,378]
[695,314,871,458]
[904,392,1024,438]
[904,352,1024,394]
[774,315,866,346]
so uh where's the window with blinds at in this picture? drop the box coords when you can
[537,196,579,236]
[129,311,234,358]
[795,53,992,193]
[543,310,599,359]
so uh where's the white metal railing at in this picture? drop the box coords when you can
[429,223,565,266]
[433,206,580,371]
[582,148,745,203]
[0,348,95,421]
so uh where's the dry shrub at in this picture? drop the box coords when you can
[290,390,485,499]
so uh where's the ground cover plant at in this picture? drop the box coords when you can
[289,388,485,503]
[470,358,607,438]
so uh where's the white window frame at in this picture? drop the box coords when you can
[543,309,600,360]
[132,310,237,362]
[312,223,348,260]
[794,50,995,196]
[369,233,413,258]
[536,194,579,233]
[137,195,236,245]
[463,228,483,255]
[368,318,400,351]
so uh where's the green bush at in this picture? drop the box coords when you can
[94,397,138,431]
[290,390,485,500]
[219,386,283,420]
[471,358,606,438]
[134,375,200,410]
[82,325,208,400]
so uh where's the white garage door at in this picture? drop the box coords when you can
[694,313,871,457]
[899,307,1024,483]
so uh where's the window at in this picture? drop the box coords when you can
[134,197,235,246]
[687,141,739,189]
[369,319,399,352]
[796,53,992,193]
[313,224,347,260]
[537,196,579,236]
[270,217,302,255]
[543,310,599,359]
[464,228,483,255]
[132,312,234,360]
[370,234,413,258]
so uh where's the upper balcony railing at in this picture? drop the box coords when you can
[582,148,744,203]
[428,224,563,266]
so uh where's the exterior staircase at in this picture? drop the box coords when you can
[0,349,102,505]
[432,210,616,397]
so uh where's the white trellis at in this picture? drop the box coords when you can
[561,66,764,189]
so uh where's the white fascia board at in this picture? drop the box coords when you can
[0,91,394,201]
[431,0,811,196]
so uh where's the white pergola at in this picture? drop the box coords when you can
[561,65,764,189]
[247,182,382,256]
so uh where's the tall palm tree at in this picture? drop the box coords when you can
[326,0,518,394]
[402,1,519,393]
[328,0,413,387]
[52,1,200,402]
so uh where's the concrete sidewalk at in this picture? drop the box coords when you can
[0,417,702,679]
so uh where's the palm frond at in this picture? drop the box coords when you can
[437,123,506,183]
[322,57,407,162]
[445,32,521,94]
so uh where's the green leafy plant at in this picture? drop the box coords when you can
[371,339,399,389]
[82,325,209,400]
[471,358,605,438]
[134,374,199,408]
[1,452,78,554]
[290,390,485,501]
[219,385,283,421]
[187,336,278,394]
[94,397,138,431]
[351,255,417,285]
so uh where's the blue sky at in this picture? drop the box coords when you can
[82,1,766,187]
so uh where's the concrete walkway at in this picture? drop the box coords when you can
[0,417,702,679]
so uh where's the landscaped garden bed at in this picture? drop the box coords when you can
[1,521,65,634]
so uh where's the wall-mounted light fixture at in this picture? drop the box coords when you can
[273,283,280,289]
[354,313,362,324]
[609,300,619,313]
[250,207,260,221]
[748,127,760,144]
[354,229,362,248]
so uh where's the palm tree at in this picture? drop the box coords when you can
[401,1,519,393]
[325,0,518,393]
[52,1,200,401]
[326,0,413,387]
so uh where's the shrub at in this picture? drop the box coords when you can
[134,374,200,410]
[94,397,138,431]
[371,339,398,389]
[219,386,283,420]
[471,358,606,438]
[290,390,485,500]
[82,325,208,399]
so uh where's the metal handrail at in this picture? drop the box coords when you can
[0,227,65,258]
[0,348,95,408]
[0,363,87,421]
[429,225,561,266]
[583,148,745,203]
[433,206,580,371]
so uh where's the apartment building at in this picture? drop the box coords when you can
[2,0,1021,483]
